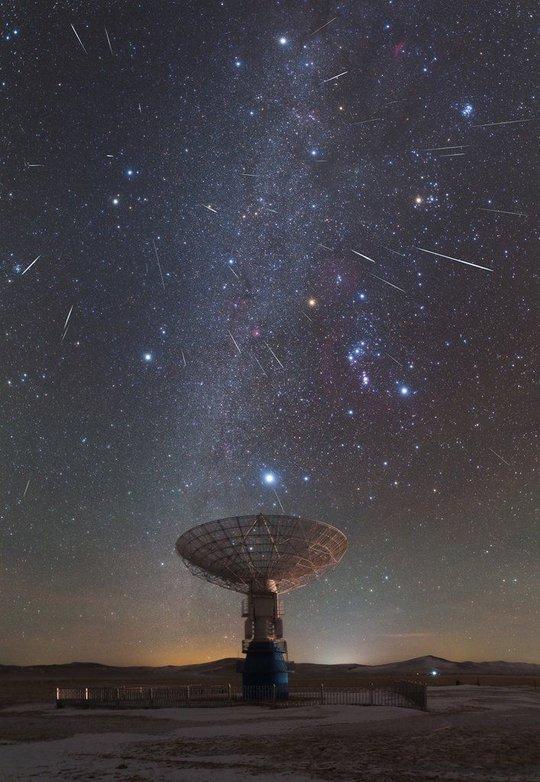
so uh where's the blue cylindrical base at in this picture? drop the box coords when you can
[242,641,289,699]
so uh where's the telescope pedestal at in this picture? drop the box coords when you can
[242,640,288,698]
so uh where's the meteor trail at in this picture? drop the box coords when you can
[351,117,384,126]
[489,448,513,468]
[473,118,533,127]
[62,304,74,340]
[22,479,31,500]
[370,274,406,293]
[152,239,165,290]
[63,304,74,331]
[322,70,348,84]
[252,352,268,376]
[385,353,404,368]
[351,249,376,263]
[272,488,285,512]
[228,331,241,355]
[70,23,88,54]
[21,255,41,276]
[105,27,114,55]
[264,342,284,369]
[310,17,337,35]
[203,204,218,213]
[415,247,493,272]
[422,145,470,151]
[480,208,527,217]
[318,244,333,251]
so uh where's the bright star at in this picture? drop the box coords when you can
[400,386,409,395]
[263,472,276,484]
[278,36,288,45]
[112,197,119,205]
[143,352,153,362]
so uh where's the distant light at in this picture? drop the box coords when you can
[308,297,317,308]
[112,197,119,205]
[263,472,275,484]
[414,196,423,204]
[431,669,438,676]
[400,386,409,395]
[143,352,153,362]
[278,36,288,45]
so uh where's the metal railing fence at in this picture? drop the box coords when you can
[56,681,426,711]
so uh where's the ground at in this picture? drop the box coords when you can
[0,686,538,781]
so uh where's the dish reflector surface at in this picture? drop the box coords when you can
[176,513,347,594]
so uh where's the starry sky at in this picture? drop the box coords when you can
[1,2,537,667]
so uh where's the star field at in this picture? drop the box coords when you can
[0,2,536,666]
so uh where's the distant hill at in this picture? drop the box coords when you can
[1,655,538,678]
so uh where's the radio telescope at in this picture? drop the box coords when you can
[176,513,347,696]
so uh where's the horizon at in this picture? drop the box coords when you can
[4,651,540,669]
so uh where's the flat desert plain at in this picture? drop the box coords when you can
[0,685,538,781]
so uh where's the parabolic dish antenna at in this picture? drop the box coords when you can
[176,513,347,697]
[176,513,348,594]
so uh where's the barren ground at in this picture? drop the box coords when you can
[0,686,538,781]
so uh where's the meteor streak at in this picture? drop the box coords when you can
[70,23,88,54]
[62,304,74,340]
[473,118,533,127]
[322,70,348,84]
[351,249,376,263]
[228,331,241,355]
[264,342,284,368]
[422,145,470,151]
[370,274,406,294]
[310,17,337,35]
[415,247,493,272]
[480,208,527,217]
[152,239,165,290]
[489,448,513,468]
[21,255,41,276]
[105,27,114,55]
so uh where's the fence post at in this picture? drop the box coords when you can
[150,687,154,707]
[369,685,373,706]
[186,685,190,706]
[228,683,232,703]
[320,683,324,705]
[272,684,276,703]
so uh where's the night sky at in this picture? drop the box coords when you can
[1,2,536,667]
